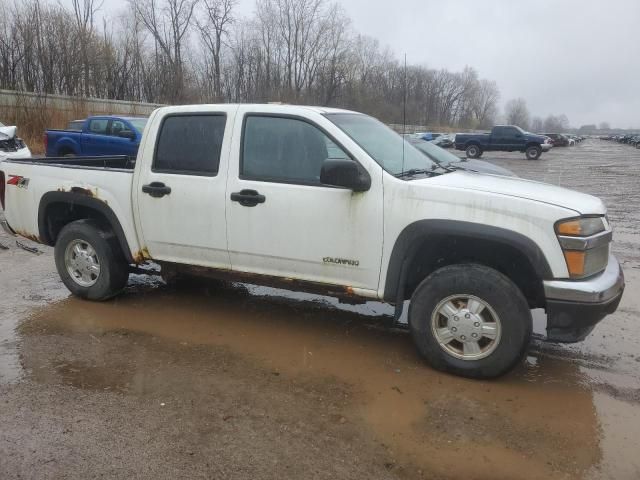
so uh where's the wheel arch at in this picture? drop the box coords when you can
[38,191,134,264]
[55,137,79,155]
[383,220,552,308]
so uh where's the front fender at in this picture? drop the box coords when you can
[382,219,552,303]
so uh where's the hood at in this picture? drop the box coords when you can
[0,125,17,140]
[526,132,546,143]
[417,170,606,215]
[453,159,517,177]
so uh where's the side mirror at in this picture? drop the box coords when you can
[118,130,136,140]
[320,159,371,192]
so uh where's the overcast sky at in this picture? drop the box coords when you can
[95,0,640,128]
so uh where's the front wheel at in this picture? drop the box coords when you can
[525,145,542,160]
[465,144,482,159]
[408,264,532,379]
[54,219,129,300]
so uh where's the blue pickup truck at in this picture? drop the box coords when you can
[45,116,148,157]
[455,125,549,160]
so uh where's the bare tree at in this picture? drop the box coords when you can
[471,79,499,129]
[130,0,198,102]
[196,0,235,101]
[504,98,530,130]
[543,114,570,132]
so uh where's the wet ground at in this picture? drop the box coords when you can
[1,140,639,479]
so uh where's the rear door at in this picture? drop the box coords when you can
[224,107,384,292]
[134,107,236,268]
[82,118,111,155]
[492,126,522,150]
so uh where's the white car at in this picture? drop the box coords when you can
[0,104,624,379]
[0,122,31,160]
[541,136,553,152]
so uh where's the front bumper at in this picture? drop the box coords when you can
[543,254,624,342]
[541,143,552,152]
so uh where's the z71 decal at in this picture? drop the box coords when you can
[7,175,29,188]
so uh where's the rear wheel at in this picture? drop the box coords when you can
[525,145,542,160]
[408,264,532,378]
[465,144,482,159]
[54,219,129,300]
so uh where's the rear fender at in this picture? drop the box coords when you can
[38,191,135,264]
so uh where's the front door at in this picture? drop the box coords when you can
[135,109,235,268]
[225,109,384,293]
[108,119,139,157]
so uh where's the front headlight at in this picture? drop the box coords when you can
[556,216,605,237]
[555,216,610,278]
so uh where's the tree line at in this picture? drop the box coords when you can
[0,0,503,129]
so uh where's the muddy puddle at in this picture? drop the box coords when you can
[16,276,615,479]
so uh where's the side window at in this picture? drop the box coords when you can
[88,119,108,135]
[493,126,505,137]
[241,116,349,184]
[110,120,133,136]
[154,114,226,176]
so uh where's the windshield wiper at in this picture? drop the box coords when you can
[395,167,438,178]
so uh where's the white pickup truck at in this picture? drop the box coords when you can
[0,104,625,378]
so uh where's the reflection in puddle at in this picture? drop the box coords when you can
[16,279,608,479]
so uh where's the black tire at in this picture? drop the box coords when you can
[408,264,532,379]
[58,148,75,157]
[525,145,542,160]
[465,144,482,159]
[54,219,129,300]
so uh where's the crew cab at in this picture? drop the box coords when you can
[455,125,548,160]
[45,116,148,157]
[0,104,625,379]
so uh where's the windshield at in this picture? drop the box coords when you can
[325,113,436,174]
[407,138,462,166]
[0,121,5,127]
[128,118,148,132]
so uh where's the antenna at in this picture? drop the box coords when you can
[401,53,407,174]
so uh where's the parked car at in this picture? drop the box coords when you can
[541,136,553,152]
[543,133,570,147]
[0,121,31,160]
[1,104,624,379]
[406,136,516,176]
[455,125,547,160]
[431,134,455,149]
[45,116,148,157]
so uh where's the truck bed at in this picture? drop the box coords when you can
[0,155,140,257]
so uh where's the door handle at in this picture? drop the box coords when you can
[142,182,171,198]
[230,189,266,207]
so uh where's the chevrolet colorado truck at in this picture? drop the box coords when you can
[45,116,148,157]
[455,125,549,160]
[0,104,624,378]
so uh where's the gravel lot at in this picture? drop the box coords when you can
[1,140,639,479]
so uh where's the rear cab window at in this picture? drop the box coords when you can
[88,119,109,135]
[153,114,227,176]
